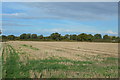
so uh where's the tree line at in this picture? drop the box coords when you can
[1,32,120,43]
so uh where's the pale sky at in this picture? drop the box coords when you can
[1,2,118,36]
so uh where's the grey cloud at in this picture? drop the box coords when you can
[2,22,33,27]
[3,2,118,21]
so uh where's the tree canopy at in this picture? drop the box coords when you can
[1,32,119,43]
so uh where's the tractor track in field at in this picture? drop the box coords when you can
[2,41,118,78]
[40,44,117,57]
[10,41,117,61]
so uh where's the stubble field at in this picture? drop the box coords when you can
[2,41,118,78]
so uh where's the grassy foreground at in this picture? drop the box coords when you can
[2,43,118,78]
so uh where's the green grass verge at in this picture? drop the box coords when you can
[2,45,29,78]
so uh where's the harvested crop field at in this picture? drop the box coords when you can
[2,41,118,78]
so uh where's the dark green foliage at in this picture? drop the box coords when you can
[70,34,77,40]
[38,35,43,39]
[20,33,27,39]
[50,32,61,41]
[7,35,15,40]
[103,35,111,40]
[31,34,37,39]
[94,34,102,39]
[2,35,7,42]
[64,34,70,40]
[2,35,7,39]
[1,32,120,42]
[87,34,94,41]
[26,33,31,39]
[77,33,88,41]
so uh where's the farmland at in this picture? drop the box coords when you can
[2,41,118,78]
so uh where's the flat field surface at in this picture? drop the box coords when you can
[2,41,118,78]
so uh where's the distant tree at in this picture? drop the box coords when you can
[87,34,94,41]
[50,32,61,41]
[44,36,51,41]
[70,34,77,40]
[77,33,88,41]
[113,36,120,43]
[60,36,65,40]
[111,36,117,40]
[3,32,119,42]
[15,36,20,40]
[20,33,27,39]
[94,34,102,39]
[26,34,31,39]
[116,36,119,39]
[38,35,44,39]
[7,35,15,40]
[103,35,111,40]
[2,35,7,39]
[2,35,7,41]
[117,37,120,43]
[31,34,37,39]
[64,34,70,40]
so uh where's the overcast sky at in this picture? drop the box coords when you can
[1,2,118,36]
